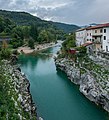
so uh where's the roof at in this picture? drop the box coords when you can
[76,27,87,32]
[87,23,109,30]
[82,41,93,47]
[76,22,109,32]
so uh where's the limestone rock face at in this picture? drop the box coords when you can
[55,58,109,113]
[2,60,37,119]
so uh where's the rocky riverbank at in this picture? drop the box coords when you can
[1,60,37,120]
[55,57,109,113]
[17,42,56,54]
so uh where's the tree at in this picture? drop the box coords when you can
[22,26,30,40]
[10,26,24,48]
[28,39,35,49]
[37,30,48,43]
[30,24,38,41]
[62,33,76,50]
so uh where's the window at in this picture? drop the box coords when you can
[95,36,97,39]
[104,36,106,40]
[104,29,106,33]
[106,46,108,52]
[95,30,97,33]
[100,29,102,33]
[101,45,102,49]
[90,33,91,36]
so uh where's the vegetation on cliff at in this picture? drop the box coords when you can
[0,15,37,119]
[58,33,86,59]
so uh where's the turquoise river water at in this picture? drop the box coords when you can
[19,44,109,120]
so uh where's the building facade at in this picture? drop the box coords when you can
[76,28,87,46]
[76,23,109,53]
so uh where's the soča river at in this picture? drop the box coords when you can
[19,43,109,120]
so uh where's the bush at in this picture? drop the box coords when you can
[75,46,87,54]
[12,50,19,55]
[0,49,11,59]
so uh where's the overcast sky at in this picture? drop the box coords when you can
[0,0,109,25]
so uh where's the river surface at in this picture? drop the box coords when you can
[19,44,109,120]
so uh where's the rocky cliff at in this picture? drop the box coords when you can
[1,60,37,120]
[55,58,109,112]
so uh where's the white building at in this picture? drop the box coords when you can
[86,28,93,42]
[76,23,109,53]
[102,26,109,52]
[76,28,87,46]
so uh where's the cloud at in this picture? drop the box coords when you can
[88,0,109,24]
[0,0,109,25]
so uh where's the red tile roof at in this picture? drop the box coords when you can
[76,23,109,32]
[86,23,109,30]
[82,41,93,47]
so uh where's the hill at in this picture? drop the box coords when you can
[0,10,80,33]
[51,22,80,33]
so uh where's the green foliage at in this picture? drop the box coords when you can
[58,33,87,59]
[0,48,11,59]
[51,22,80,33]
[0,61,36,119]
[37,29,56,43]
[75,46,87,54]
[0,16,15,34]
[30,24,38,41]
[10,38,23,49]
[9,26,24,48]
[28,39,35,49]
[22,26,30,39]
[11,26,24,40]
[62,33,76,50]
[0,40,13,59]
[0,10,79,50]
[0,9,80,42]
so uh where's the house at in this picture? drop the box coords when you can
[76,28,87,47]
[76,23,109,54]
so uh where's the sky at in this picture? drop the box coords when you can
[0,0,109,25]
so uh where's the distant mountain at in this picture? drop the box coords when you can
[0,10,80,33]
[81,23,98,28]
[0,10,46,26]
[89,23,98,26]
[51,22,80,33]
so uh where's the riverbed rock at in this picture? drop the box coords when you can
[55,58,109,113]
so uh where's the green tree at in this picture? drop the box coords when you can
[10,26,24,48]
[22,26,30,40]
[37,30,48,43]
[30,24,38,41]
[28,39,35,49]
[62,33,76,50]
